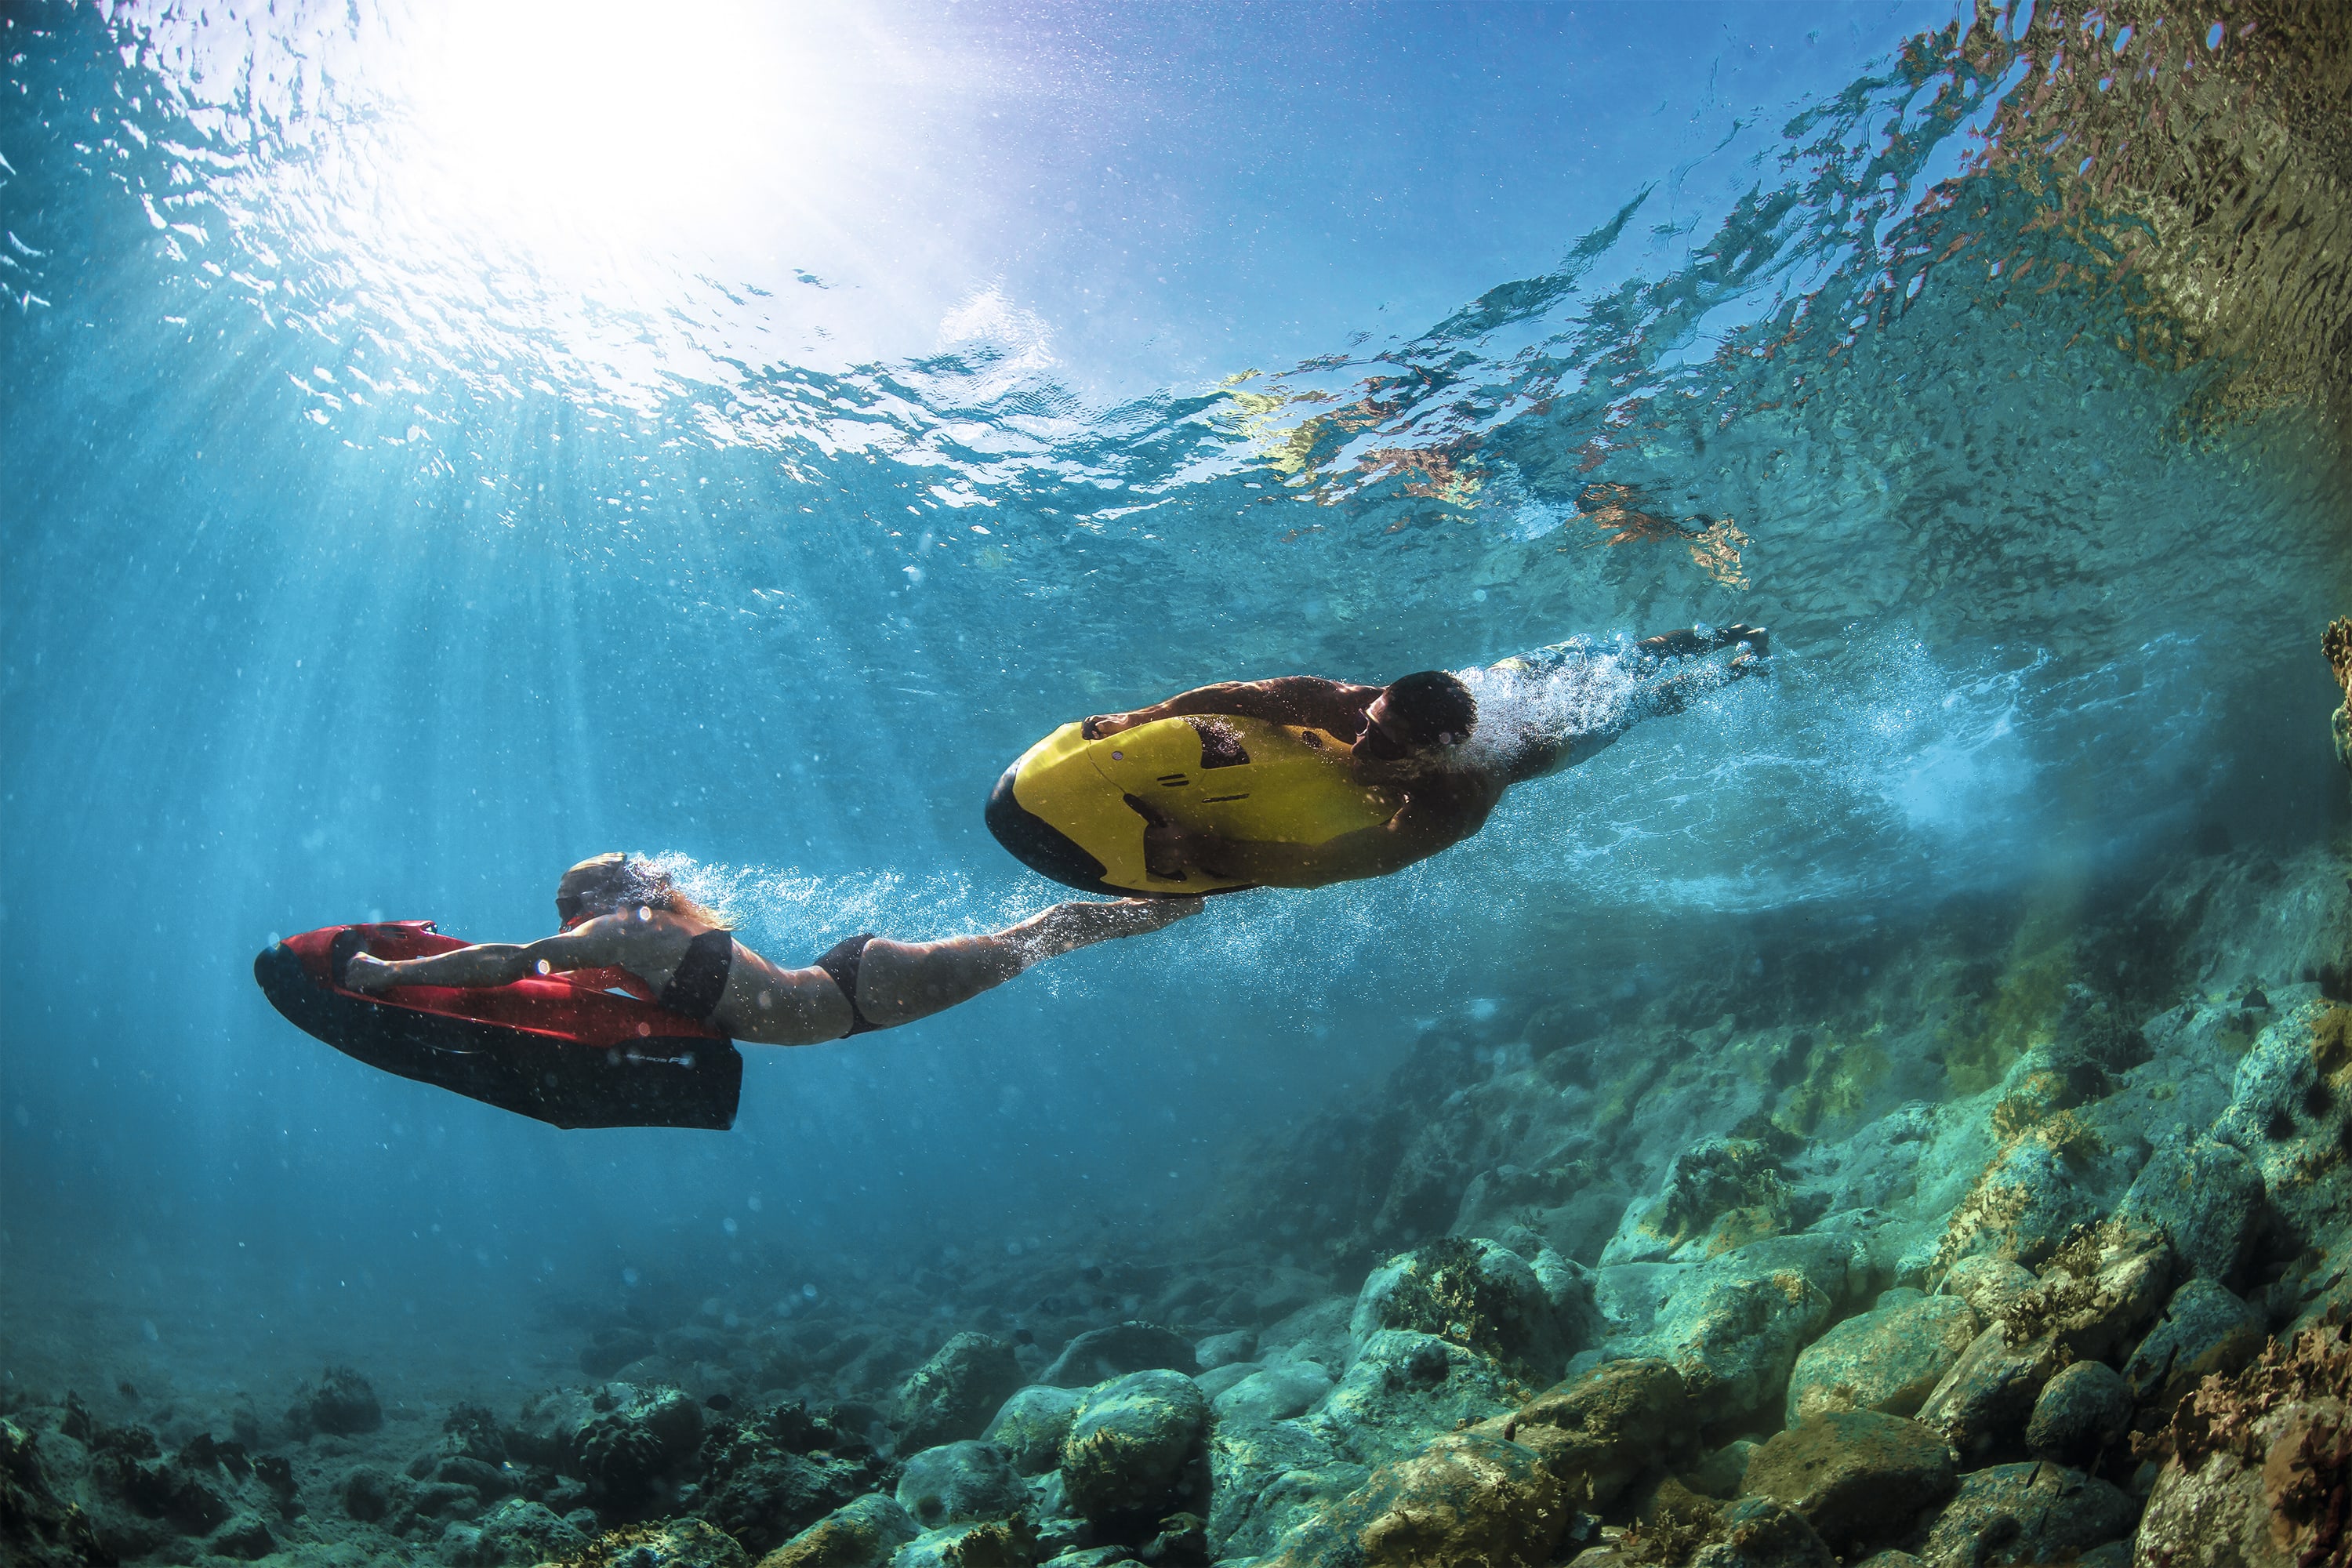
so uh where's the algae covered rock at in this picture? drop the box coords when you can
[1258,1430,1566,1568]
[1349,1235,1589,1381]
[1940,1257,2036,1324]
[1057,1370,1209,1524]
[980,1386,1083,1475]
[546,1517,750,1567]
[1784,1293,1979,1424]
[757,1493,920,1568]
[1038,1323,1198,1388]
[0,1418,107,1568]
[2132,1318,2352,1568]
[1602,1135,1803,1267]
[441,1497,588,1565]
[1998,1222,2173,1365]
[1497,1356,1692,1512]
[1738,1411,1957,1559]
[1913,1462,2136,1566]
[894,1442,1025,1530]
[893,1334,1024,1454]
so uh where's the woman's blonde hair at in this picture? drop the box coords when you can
[557,852,732,929]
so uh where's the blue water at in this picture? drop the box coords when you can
[2,0,2346,1406]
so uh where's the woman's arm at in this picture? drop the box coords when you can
[344,920,630,993]
[1086,677,1378,739]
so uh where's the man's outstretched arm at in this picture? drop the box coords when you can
[1085,677,1381,739]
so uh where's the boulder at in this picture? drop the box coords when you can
[209,1512,276,1559]
[0,1418,109,1568]
[894,1442,1027,1531]
[2122,1277,2267,1412]
[1601,1136,1800,1267]
[1784,1294,1980,1424]
[287,1364,383,1436]
[695,1403,891,1557]
[757,1494,920,1568]
[2216,1002,2352,1248]
[2022,1360,2132,1467]
[1913,1327,2060,1464]
[1057,1370,1210,1524]
[340,1463,400,1521]
[982,1387,1084,1475]
[2114,1135,2267,1283]
[1935,1136,2103,1271]
[1738,1412,1958,1558]
[1349,1236,1589,1381]
[1258,1431,1566,1568]
[1650,1269,1834,1425]
[1195,1330,1258,1370]
[1213,1363,1335,1425]
[894,1334,1025,1453]
[1038,1324,1198,1388]
[575,1385,706,1506]
[1311,1330,1517,1468]
[1207,1416,1367,1562]
[1496,1357,1693,1512]
[1914,1463,2136,1566]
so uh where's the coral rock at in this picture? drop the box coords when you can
[287,1363,383,1436]
[543,1517,751,1568]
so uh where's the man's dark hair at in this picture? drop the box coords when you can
[1383,670,1478,747]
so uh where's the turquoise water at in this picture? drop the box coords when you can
[2,0,2347,1463]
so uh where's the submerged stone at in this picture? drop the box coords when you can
[1057,1370,1209,1524]
[1349,1235,1591,1382]
[1312,1330,1518,1468]
[2122,1276,2267,1412]
[2021,1359,2133,1468]
[1738,1411,1957,1559]
[893,1334,1025,1453]
[1784,1293,1979,1424]
[1496,1356,1692,1513]
[894,1441,1026,1530]
[982,1386,1083,1476]
[1038,1323,1198,1388]
[1915,1462,2136,1566]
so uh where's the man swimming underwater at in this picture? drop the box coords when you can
[988,625,1768,893]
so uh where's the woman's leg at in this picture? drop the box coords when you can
[850,898,1201,1029]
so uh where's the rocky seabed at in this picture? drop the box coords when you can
[5,847,2350,1568]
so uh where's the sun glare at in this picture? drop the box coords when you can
[398,0,857,266]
